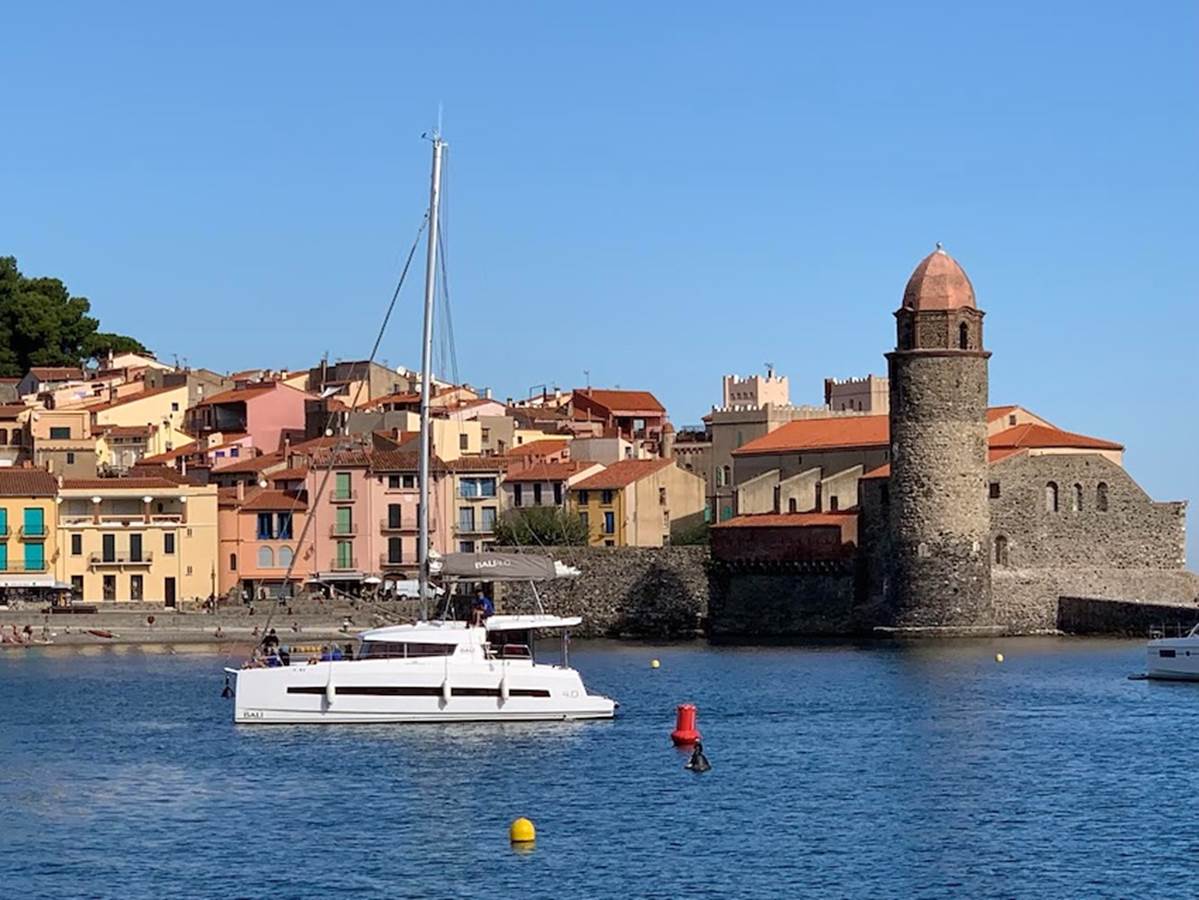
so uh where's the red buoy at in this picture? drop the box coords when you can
[671,703,701,745]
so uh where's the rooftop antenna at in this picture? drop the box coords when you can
[583,369,591,389]
[765,361,775,378]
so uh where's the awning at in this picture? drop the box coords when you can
[434,553,558,581]
[0,576,60,589]
[310,572,366,582]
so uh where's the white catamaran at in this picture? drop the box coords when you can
[225,134,616,724]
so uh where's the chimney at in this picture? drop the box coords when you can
[236,480,245,501]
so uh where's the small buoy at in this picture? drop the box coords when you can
[995,652,1005,663]
[650,659,660,669]
[499,675,510,702]
[671,703,701,745]
[509,817,536,844]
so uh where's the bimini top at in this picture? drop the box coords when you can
[434,552,561,581]
[485,615,582,632]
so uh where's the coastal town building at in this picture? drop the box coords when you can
[568,389,668,456]
[0,404,33,468]
[502,460,604,511]
[56,475,219,605]
[570,459,705,547]
[18,366,84,398]
[185,381,312,454]
[722,368,789,407]
[0,468,59,604]
[824,375,889,414]
[217,482,311,599]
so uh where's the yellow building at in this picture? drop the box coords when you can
[570,459,706,547]
[56,475,219,606]
[0,468,60,602]
[92,384,190,434]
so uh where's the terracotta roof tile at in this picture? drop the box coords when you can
[61,477,186,491]
[902,248,976,311]
[504,461,595,483]
[989,423,1122,452]
[572,388,665,414]
[0,404,28,418]
[88,384,182,412]
[237,488,307,511]
[215,451,285,474]
[712,511,857,528]
[572,458,671,490]
[28,367,84,380]
[505,439,569,458]
[734,416,889,456]
[0,467,58,497]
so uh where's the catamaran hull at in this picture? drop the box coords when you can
[227,661,616,725]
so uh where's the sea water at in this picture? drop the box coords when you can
[1,638,1194,898]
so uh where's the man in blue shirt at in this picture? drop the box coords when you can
[471,589,495,626]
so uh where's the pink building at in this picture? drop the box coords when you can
[218,483,312,599]
[185,382,313,454]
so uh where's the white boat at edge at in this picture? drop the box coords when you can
[228,614,616,724]
[1146,624,1199,681]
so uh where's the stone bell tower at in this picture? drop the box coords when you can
[885,244,992,628]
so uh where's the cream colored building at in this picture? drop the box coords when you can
[570,459,706,547]
[722,368,790,407]
[56,476,219,605]
[92,384,190,435]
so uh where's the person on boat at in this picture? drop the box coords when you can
[261,628,280,653]
[319,645,332,661]
[278,645,291,666]
[330,644,344,661]
[471,589,495,626]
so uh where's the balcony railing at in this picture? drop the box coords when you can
[329,523,358,538]
[330,489,358,503]
[0,561,49,573]
[60,514,184,527]
[89,552,154,566]
[18,525,48,540]
[379,553,407,569]
[379,517,433,533]
[330,557,358,571]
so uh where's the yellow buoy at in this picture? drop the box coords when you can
[509,817,536,844]
[995,652,1005,663]
[650,659,661,669]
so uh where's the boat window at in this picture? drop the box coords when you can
[1159,649,1177,658]
[357,641,457,659]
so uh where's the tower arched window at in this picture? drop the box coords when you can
[258,546,274,568]
[959,322,970,350]
[1072,483,1083,512]
[278,546,294,567]
[994,535,1009,566]
[1045,482,1059,513]
[1097,482,1109,512]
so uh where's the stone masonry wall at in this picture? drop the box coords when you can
[500,546,709,638]
[887,350,993,627]
[707,564,858,638]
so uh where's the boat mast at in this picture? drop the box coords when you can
[417,133,444,621]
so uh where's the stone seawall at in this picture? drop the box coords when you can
[707,564,857,639]
[1057,595,1199,636]
[500,546,709,638]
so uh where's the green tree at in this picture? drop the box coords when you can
[493,506,588,547]
[0,256,145,377]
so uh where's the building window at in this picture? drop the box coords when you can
[829,496,839,512]
[603,511,615,534]
[1008,414,1017,426]
[459,477,496,498]
[989,481,1000,499]
[995,535,1010,566]
[1097,482,1109,512]
[959,322,969,350]
[277,513,293,540]
[715,468,723,488]
[787,497,798,513]
[279,546,294,567]
[258,546,274,568]
[130,574,144,602]
[230,447,239,458]
[257,512,274,540]
[659,487,667,506]
[513,484,523,507]
[335,540,353,569]
[388,537,402,564]
[533,483,543,505]
[481,507,497,532]
[459,540,476,553]
[459,433,469,451]
[66,451,76,464]
[604,539,615,547]
[171,402,179,412]
[71,533,83,556]
[164,532,175,555]
[577,490,589,505]
[388,474,401,489]
[459,507,475,532]
[334,472,352,500]
[1072,483,1083,513]
[387,503,402,529]
[71,575,84,600]
[49,426,71,439]
[229,553,237,571]
[1045,482,1059,513]
[553,482,562,505]
[601,490,614,505]
[403,475,415,489]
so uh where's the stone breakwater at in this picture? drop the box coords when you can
[501,546,710,638]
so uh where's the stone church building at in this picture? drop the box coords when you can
[710,246,1197,635]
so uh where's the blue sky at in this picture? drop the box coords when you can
[3,2,1197,559]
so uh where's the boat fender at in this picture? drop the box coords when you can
[499,675,510,702]
[441,679,452,705]
[325,677,336,705]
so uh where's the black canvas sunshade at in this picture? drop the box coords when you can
[436,553,558,581]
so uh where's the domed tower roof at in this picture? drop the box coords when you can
[902,244,976,311]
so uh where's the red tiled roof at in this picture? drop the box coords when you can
[101,425,151,438]
[987,405,1018,423]
[238,488,307,511]
[712,511,857,529]
[61,477,185,490]
[0,467,58,497]
[863,447,1043,482]
[504,461,595,483]
[733,416,889,455]
[89,384,182,412]
[28,367,84,380]
[215,451,284,474]
[506,439,569,458]
[194,384,279,406]
[0,404,28,418]
[268,467,309,482]
[572,458,671,490]
[572,388,665,414]
[989,423,1122,452]
[363,391,421,410]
